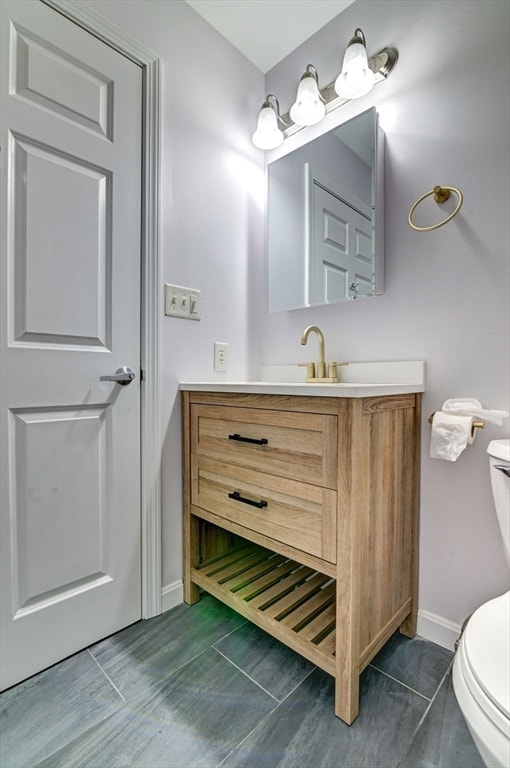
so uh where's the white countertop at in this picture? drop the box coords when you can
[180,361,425,399]
[180,381,422,398]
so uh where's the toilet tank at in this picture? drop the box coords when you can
[487,439,510,567]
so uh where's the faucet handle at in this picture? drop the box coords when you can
[327,361,349,380]
[298,362,316,381]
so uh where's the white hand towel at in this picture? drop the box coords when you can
[430,411,476,461]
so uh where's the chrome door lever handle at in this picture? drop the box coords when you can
[100,366,136,385]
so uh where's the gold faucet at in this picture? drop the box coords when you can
[299,325,348,383]
[301,325,326,378]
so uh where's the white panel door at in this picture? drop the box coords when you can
[310,182,373,304]
[0,0,143,690]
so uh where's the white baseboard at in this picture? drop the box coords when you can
[417,608,462,652]
[161,579,183,613]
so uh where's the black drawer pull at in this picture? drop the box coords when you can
[228,491,268,509]
[228,433,268,446]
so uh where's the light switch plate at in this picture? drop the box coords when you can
[189,289,201,320]
[164,284,201,320]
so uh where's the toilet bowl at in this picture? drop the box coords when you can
[452,439,510,768]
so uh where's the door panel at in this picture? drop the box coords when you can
[12,21,113,138]
[310,182,373,303]
[1,0,143,690]
[10,406,110,614]
[11,133,111,346]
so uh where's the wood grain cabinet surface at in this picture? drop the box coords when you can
[182,390,421,724]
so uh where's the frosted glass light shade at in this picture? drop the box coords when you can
[335,41,375,99]
[252,103,284,149]
[290,74,326,126]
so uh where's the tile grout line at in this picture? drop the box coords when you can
[98,623,253,705]
[368,662,434,702]
[210,632,294,768]
[214,698,282,768]
[212,646,280,702]
[94,624,252,704]
[87,648,127,704]
[126,628,251,693]
[277,665,317,704]
[210,650,318,767]
[20,652,126,768]
[392,659,455,768]
[211,619,249,645]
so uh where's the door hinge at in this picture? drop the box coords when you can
[140,368,145,381]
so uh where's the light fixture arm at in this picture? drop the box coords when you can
[302,64,325,102]
[264,94,291,129]
[352,28,366,46]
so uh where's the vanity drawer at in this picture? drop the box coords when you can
[191,456,337,563]
[191,404,337,489]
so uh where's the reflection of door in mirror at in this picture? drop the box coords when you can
[267,107,384,313]
[307,165,373,304]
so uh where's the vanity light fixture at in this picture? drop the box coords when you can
[335,28,375,99]
[290,65,326,126]
[251,94,287,150]
[251,28,397,149]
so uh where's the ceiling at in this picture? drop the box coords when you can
[185,0,356,73]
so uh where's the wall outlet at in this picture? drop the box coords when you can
[214,342,228,372]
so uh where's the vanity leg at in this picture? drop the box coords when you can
[334,662,359,725]
[335,573,360,723]
[334,398,361,725]
[182,390,200,605]
[399,606,417,638]
[183,513,200,605]
[399,393,421,639]
[334,552,359,722]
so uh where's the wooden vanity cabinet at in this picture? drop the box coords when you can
[182,390,421,724]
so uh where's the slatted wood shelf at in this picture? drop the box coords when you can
[192,542,337,675]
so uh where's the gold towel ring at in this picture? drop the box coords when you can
[408,185,463,232]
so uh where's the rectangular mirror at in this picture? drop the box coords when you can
[267,107,384,312]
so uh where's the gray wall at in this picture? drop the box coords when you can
[86,0,266,597]
[88,0,509,641]
[262,0,510,634]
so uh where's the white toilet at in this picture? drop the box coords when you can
[453,439,510,768]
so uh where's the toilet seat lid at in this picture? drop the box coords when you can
[464,591,510,719]
[487,439,510,461]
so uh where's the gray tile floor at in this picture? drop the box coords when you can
[0,594,485,768]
